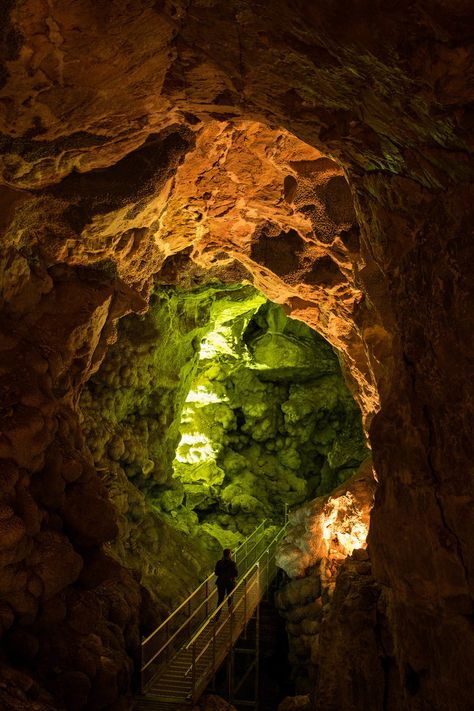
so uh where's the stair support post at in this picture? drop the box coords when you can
[191,641,196,703]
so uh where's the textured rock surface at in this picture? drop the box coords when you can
[0,1,473,710]
[278,696,310,711]
[277,459,376,578]
[311,552,402,711]
[275,461,376,693]
[0,664,59,711]
[79,283,368,602]
[0,267,143,709]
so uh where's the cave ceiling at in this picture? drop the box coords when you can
[8,0,472,424]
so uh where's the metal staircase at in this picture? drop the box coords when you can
[135,521,287,709]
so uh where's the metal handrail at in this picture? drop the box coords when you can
[180,525,279,649]
[185,564,260,672]
[185,523,287,653]
[140,519,272,686]
[142,518,266,647]
[183,523,288,701]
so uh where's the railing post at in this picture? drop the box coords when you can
[256,561,260,603]
[243,575,247,624]
[191,642,196,703]
[205,579,209,618]
[212,621,216,675]
[140,641,144,694]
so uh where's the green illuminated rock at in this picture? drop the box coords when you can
[79,282,369,606]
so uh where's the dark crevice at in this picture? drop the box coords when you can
[36,126,195,233]
[250,225,305,276]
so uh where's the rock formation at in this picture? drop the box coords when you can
[1,1,473,710]
[275,460,376,695]
[79,283,368,607]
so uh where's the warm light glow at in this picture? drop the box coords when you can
[320,492,368,557]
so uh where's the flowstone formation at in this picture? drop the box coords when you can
[80,282,368,593]
[173,297,368,542]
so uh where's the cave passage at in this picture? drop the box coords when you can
[79,281,369,610]
[1,2,474,709]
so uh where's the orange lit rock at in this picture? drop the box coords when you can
[276,460,376,579]
[275,461,377,695]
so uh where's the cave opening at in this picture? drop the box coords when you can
[0,89,383,709]
[79,281,369,614]
[78,278,370,707]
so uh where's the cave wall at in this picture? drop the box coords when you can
[1,1,474,710]
[0,264,144,710]
[275,458,377,698]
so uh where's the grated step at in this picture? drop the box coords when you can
[136,523,288,709]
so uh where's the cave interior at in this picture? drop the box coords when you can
[0,2,474,711]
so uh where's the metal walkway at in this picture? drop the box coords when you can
[135,521,287,709]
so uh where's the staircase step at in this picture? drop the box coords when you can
[135,522,288,710]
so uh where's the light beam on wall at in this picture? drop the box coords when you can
[184,386,228,404]
[175,432,216,464]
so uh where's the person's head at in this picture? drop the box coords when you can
[223,548,232,559]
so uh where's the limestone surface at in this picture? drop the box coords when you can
[276,459,376,578]
[275,460,376,694]
[0,1,473,710]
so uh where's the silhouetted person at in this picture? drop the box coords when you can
[214,548,238,620]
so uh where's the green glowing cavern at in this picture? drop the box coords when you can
[79,282,369,607]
